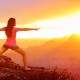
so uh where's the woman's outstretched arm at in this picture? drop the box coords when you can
[0,27,5,31]
[19,28,40,31]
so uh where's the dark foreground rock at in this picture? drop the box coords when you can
[0,55,77,80]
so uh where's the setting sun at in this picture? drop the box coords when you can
[0,0,80,79]
[0,12,80,39]
[0,0,80,39]
[17,12,80,39]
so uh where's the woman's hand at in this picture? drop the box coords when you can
[34,28,40,30]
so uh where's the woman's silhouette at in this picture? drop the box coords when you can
[0,18,39,70]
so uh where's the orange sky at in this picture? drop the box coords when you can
[0,0,80,24]
[0,0,80,38]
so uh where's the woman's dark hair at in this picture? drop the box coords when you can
[5,18,16,37]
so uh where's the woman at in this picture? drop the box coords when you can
[0,18,39,70]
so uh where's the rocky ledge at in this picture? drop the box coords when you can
[0,55,76,80]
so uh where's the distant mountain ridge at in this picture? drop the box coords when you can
[27,34,80,78]
[27,34,80,54]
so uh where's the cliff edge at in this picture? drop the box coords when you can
[0,55,76,80]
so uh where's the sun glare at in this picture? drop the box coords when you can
[0,12,80,39]
[23,12,80,38]
[0,23,6,27]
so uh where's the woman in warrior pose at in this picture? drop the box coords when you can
[0,18,39,70]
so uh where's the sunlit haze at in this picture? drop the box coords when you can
[0,0,80,39]
[1,1,80,78]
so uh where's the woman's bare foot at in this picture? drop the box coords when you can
[24,67,31,70]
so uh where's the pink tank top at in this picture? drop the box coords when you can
[4,27,20,46]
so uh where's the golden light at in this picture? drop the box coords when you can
[0,12,80,39]
[0,23,6,39]
[22,12,80,38]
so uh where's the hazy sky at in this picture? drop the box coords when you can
[0,0,80,38]
[0,0,80,25]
